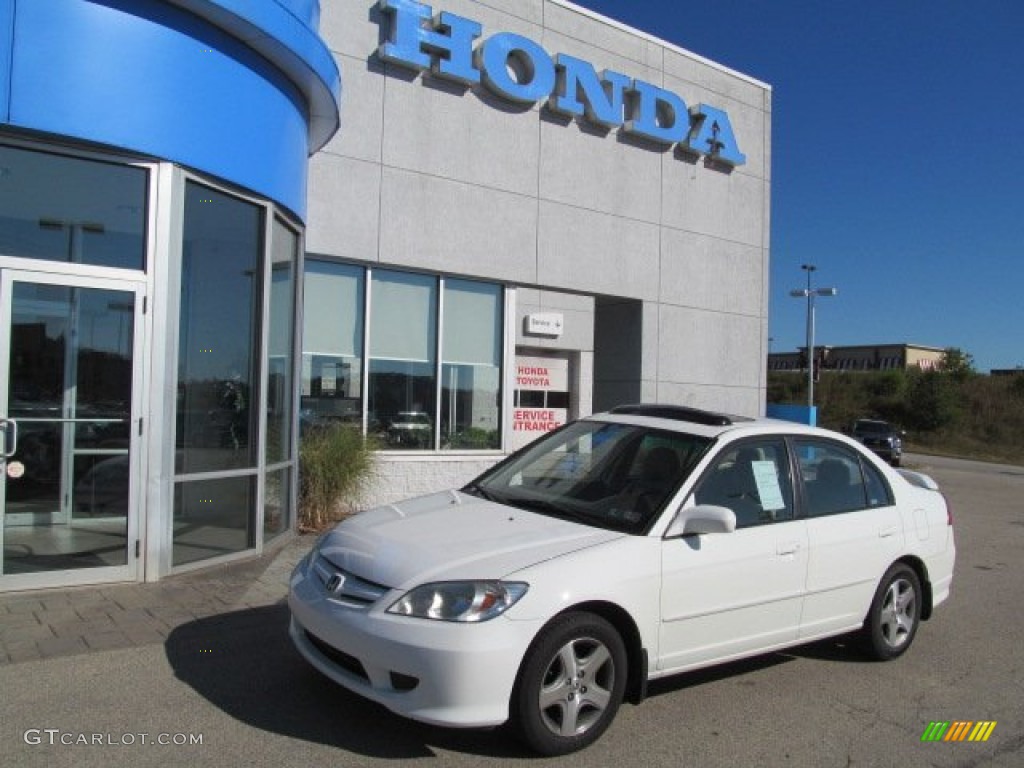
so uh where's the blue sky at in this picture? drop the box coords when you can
[578,0,1023,372]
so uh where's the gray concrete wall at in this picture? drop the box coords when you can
[308,0,771,505]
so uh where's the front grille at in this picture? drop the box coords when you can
[312,555,390,607]
[305,631,370,682]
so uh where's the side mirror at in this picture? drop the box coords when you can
[664,504,736,538]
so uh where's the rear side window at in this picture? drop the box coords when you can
[795,440,893,517]
[862,457,894,508]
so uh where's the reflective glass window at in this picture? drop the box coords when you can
[368,271,437,450]
[176,182,263,474]
[263,466,291,540]
[0,144,147,269]
[301,261,364,428]
[267,219,297,464]
[172,475,256,566]
[441,279,502,449]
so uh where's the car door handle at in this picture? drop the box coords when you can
[878,526,899,538]
[777,541,802,556]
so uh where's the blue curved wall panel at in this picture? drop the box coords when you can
[1,0,341,220]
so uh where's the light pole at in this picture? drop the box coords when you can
[789,264,837,416]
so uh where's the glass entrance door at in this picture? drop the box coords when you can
[0,271,144,587]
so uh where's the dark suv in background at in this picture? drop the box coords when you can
[851,418,904,466]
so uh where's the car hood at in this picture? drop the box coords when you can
[316,490,623,589]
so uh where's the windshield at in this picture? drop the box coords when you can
[466,420,712,533]
[855,421,890,434]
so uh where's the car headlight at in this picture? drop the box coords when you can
[387,581,528,622]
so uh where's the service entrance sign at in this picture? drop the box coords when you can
[512,356,569,450]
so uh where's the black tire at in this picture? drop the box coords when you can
[512,612,627,756]
[861,563,922,660]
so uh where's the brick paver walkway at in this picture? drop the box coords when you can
[0,534,311,664]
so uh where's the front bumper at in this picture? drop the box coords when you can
[288,555,541,728]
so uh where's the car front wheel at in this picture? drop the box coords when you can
[861,563,921,660]
[511,612,627,756]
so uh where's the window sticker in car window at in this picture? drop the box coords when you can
[751,460,786,511]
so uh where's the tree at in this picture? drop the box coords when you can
[940,347,975,381]
[906,370,960,431]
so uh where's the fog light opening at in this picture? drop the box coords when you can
[390,671,420,692]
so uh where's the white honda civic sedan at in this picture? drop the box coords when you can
[289,405,955,755]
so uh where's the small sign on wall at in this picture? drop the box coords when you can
[525,313,564,337]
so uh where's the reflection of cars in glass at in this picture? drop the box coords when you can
[74,455,129,517]
[289,404,955,755]
[851,418,904,466]
[386,411,432,447]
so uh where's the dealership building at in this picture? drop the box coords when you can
[0,0,771,591]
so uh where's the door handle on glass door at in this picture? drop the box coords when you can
[0,418,17,458]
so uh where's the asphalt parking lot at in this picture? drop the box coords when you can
[1,453,1021,767]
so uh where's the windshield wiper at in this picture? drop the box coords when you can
[462,482,503,504]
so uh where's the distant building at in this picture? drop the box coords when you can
[768,344,946,373]
[991,367,1024,377]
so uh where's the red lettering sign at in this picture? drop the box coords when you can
[513,409,562,433]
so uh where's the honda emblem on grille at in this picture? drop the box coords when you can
[325,573,345,593]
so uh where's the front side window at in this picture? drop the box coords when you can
[693,438,795,528]
[795,440,885,517]
[0,144,147,269]
[469,420,711,533]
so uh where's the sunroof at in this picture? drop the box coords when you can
[607,403,750,427]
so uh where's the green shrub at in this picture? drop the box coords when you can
[1011,375,1024,401]
[905,370,961,432]
[299,424,376,531]
[443,427,499,450]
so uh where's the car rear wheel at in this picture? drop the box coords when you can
[861,563,921,660]
[512,612,627,756]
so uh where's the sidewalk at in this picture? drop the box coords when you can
[0,534,312,665]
